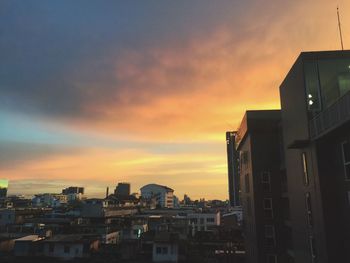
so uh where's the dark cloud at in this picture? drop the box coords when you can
[0,141,81,169]
[0,0,248,120]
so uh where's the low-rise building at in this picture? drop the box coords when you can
[42,234,99,260]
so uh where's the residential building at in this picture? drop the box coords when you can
[280,50,350,263]
[42,234,100,260]
[141,184,174,208]
[236,110,285,263]
[188,211,220,235]
[226,131,240,207]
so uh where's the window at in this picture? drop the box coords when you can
[301,152,309,186]
[200,218,204,224]
[156,247,162,254]
[64,245,70,254]
[305,192,313,227]
[261,172,271,192]
[266,254,278,263]
[162,247,168,254]
[264,225,275,247]
[347,191,350,205]
[206,217,215,223]
[309,236,317,262]
[263,198,273,219]
[190,218,198,224]
[49,244,54,253]
[342,142,350,180]
[245,174,250,193]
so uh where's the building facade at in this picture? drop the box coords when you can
[280,50,350,263]
[226,131,240,207]
[236,110,286,263]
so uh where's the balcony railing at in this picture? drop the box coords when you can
[309,91,350,139]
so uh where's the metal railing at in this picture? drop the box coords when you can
[309,91,350,139]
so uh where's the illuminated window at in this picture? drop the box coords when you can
[302,152,309,186]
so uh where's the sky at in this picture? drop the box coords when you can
[1,0,350,199]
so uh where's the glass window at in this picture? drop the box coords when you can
[162,247,168,254]
[305,192,313,227]
[302,152,309,186]
[347,191,350,205]
[156,247,162,254]
[64,245,70,254]
[318,58,350,108]
[264,225,275,247]
[263,198,273,219]
[304,61,321,112]
[342,142,350,180]
[309,236,317,262]
[262,172,271,192]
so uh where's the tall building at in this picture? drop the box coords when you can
[0,179,8,198]
[114,182,131,197]
[226,131,240,207]
[280,50,350,263]
[62,186,84,195]
[236,110,286,263]
[140,184,174,208]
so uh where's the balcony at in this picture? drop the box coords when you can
[309,90,350,139]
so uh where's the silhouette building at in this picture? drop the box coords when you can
[235,50,350,263]
[114,182,131,197]
[62,186,84,195]
[279,50,350,263]
[226,131,240,207]
[236,110,286,263]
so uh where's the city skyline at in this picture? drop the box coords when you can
[1,1,350,199]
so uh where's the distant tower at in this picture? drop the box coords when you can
[226,132,240,207]
[114,183,130,197]
[106,187,109,198]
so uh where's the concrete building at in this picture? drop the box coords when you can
[42,234,99,260]
[280,50,350,263]
[226,131,240,207]
[152,232,180,263]
[114,182,131,197]
[236,110,286,263]
[188,211,220,235]
[141,184,174,208]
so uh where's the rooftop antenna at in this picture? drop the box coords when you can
[337,6,344,50]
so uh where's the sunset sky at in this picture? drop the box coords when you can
[1,0,349,199]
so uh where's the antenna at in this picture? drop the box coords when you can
[337,6,344,50]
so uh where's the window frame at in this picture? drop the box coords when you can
[341,141,350,181]
[261,171,271,192]
[301,152,310,186]
[263,198,274,219]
